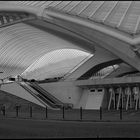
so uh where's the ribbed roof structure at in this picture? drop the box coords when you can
[5,1,140,36]
[0,20,92,79]
[0,1,140,80]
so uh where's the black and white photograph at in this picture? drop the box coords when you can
[0,0,139,139]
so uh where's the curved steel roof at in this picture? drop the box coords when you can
[22,49,92,80]
[4,1,140,36]
[0,22,91,79]
[0,1,139,80]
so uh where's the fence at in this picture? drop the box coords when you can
[0,105,140,121]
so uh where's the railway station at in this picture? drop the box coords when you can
[0,1,140,112]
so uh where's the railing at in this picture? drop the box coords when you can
[0,105,140,122]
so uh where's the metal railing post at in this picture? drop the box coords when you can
[46,106,48,119]
[2,106,5,116]
[119,106,122,120]
[62,106,65,120]
[16,106,19,117]
[30,106,32,118]
[80,107,82,120]
[100,107,102,120]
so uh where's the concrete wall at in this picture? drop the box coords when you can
[39,82,108,109]
[78,88,107,109]
[77,88,89,108]
[1,81,85,109]
[0,82,109,110]
[1,82,45,107]
[39,81,84,108]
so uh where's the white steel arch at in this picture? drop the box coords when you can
[22,49,92,80]
[0,1,140,80]
[0,22,91,79]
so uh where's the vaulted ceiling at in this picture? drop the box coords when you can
[0,1,140,80]
[4,1,140,37]
[0,22,92,79]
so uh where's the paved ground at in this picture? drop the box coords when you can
[0,118,140,138]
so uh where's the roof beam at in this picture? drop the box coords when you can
[102,1,118,23]
[75,76,140,87]
[88,1,105,18]
[54,1,71,10]
[134,14,140,34]
[66,1,81,13]
[77,1,92,16]
[116,1,132,28]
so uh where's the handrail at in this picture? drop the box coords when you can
[28,82,73,109]
[29,82,63,104]
[18,82,47,107]
[19,82,61,109]
[26,82,63,108]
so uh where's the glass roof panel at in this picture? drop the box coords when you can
[22,49,92,80]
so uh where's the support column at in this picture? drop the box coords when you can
[117,87,123,110]
[133,86,140,110]
[108,87,115,110]
[125,86,132,110]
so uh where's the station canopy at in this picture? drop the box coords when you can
[0,1,139,80]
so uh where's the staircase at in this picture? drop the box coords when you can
[19,82,61,109]
[19,81,73,109]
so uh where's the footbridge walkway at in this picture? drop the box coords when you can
[75,76,140,87]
